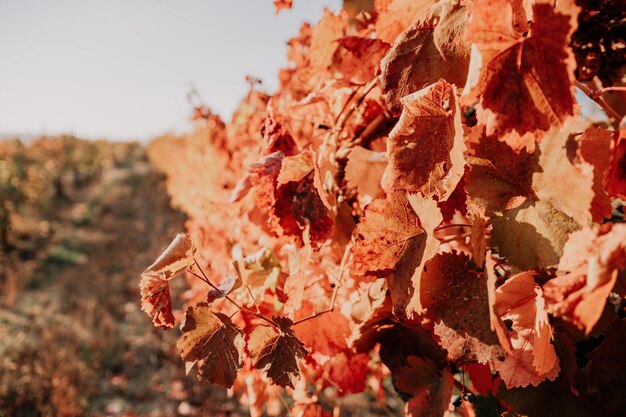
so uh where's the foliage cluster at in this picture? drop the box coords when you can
[143,1,626,416]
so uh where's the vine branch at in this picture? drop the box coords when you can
[189,259,277,327]
[574,79,622,121]
[293,242,352,326]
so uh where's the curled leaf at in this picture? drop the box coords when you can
[139,275,175,330]
[494,272,560,388]
[142,233,198,281]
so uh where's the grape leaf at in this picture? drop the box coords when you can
[493,271,560,388]
[277,150,314,185]
[140,233,198,329]
[395,356,454,417]
[293,309,350,357]
[465,134,536,214]
[350,192,441,317]
[206,273,241,304]
[490,200,579,270]
[248,317,308,388]
[385,79,465,201]
[326,352,370,394]
[375,0,437,44]
[543,223,626,334]
[531,128,595,227]
[607,126,626,199]
[577,126,613,221]
[421,252,504,364]
[139,275,175,330]
[332,36,390,85]
[465,0,579,150]
[379,2,470,114]
[176,303,245,388]
[344,146,387,199]
[250,151,333,249]
[273,0,292,14]
[142,233,197,280]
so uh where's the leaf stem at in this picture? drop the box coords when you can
[190,259,277,327]
[435,223,472,232]
[574,80,622,121]
[591,86,626,100]
[293,242,352,326]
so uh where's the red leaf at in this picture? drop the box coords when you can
[386,79,465,200]
[493,272,560,388]
[543,223,626,334]
[465,0,579,150]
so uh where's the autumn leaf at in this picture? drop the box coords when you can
[465,134,536,214]
[142,233,198,281]
[490,200,579,270]
[493,272,560,388]
[277,150,314,185]
[326,352,371,394]
[233,247,281,298]
[543,223,626,334]
[395,356,453,417]
[293,309,351,357]
[332,36,390,85]
[140,233,198,329]
[375,0,437,44]
[379,2,470,114]
[531,127,595,227]
[248,317,308,388]
[465,0,579,150]
[350,192,441,316]
[354,302,447,371]
[249,151,333,249]
[273,0,293,14]
[283,234,313,316]
[607,126,626,199]
[344,146,387,199]
[577,126,613,221]
[139,275,175,330]
[385,79,465,201]
[310,9,344,70]
[206,273,241,304]
[421,252,504,364]
[176,303,245,388]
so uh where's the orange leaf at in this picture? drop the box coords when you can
[380,2,470,114]
[421,252,504,364]
[543,223,626,334]
[139,275,175,330]
[395,356,454,417]
[375,0,436,44]
[493,272,560,388]
[386,79,465,201]
[176,303,245,388]
[465,0,579,150]
[142,233,198,281]
[350,192,441,316]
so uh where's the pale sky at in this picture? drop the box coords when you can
[0,0,341,141]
